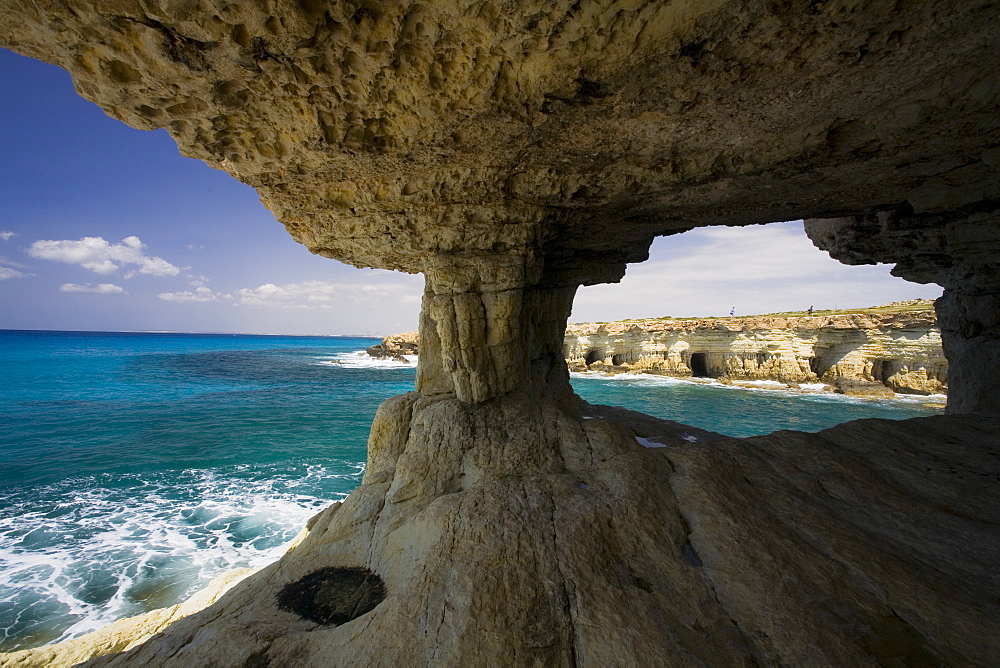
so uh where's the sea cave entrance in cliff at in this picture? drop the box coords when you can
[689,352,710,378]
[873,359,902,384]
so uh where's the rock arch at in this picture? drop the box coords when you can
[1,1,998,665]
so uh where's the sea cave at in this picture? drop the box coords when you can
[1,0,998,665]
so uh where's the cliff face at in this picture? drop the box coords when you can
[2,1,999,665]
[566,305,947,396]
[368,304,948,396]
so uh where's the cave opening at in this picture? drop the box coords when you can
[810,355,834,379]
[584,349,603,365]
[874,359,901,384]
[689,352,709,377]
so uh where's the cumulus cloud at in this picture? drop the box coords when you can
[234,280,419,309]
[0,231,15,241]
[186,274,211,288]
[27,236,181,277]
[0,266,26,280]
[157,286,228,303]
[59,283,126,294]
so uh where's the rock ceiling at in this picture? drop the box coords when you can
[2,0,998,288]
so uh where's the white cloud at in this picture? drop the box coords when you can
[59,282,126,294]
[571,221,943,322]
[27,236,182,276]
[0,266,26,279]
[234,280,419,309]
[158,286,226,303]
[0,231,15,241]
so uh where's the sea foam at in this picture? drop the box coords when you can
[0,462,361,651]
[315,350,418,369]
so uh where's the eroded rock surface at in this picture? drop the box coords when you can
[11,400,990,666]
[2,0,1000,665]
[565,304,947,395]
[2,1,998,288]
[807,209,1000,413]
[366,330,417,361]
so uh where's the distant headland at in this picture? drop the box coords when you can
[370,299,946,398]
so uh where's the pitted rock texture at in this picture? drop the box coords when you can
[565,305,947,395]
[3,2,1000,665]
[806,209,1000,413]
[2,1,998,289]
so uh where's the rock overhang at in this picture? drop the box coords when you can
[2,4,1000,663]
[2,0,998,289]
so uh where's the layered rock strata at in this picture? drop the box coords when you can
[366,330,417,362]
[2,0,996,410]
[565,305,947,396]
[369,305,948,396]
[807,209,1000,414]
[2,0,1000,665]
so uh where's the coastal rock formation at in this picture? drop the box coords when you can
[368,303,948,396]
[2,0,1000,665]
[807,210,1000,414]
[11,402,996,667]
[0,569,256,668]
[565,303,947,396]
[366,330,417,362]
[1,0,996,409]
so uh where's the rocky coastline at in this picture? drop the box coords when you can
[370,301,947,399]
[4,1,998,665]
[365,331,418,364]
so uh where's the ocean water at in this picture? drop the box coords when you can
[0,331,412,651]
[570,372,944,438]
[0,330,943,652]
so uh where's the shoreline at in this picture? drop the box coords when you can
[569,369,947,410]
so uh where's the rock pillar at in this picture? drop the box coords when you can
[805,208,1000,415]
[936,290,1000,415]
[414,255,577,407]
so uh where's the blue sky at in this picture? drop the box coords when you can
[0,48,940,335]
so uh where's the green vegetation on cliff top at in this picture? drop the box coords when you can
[579,300,936,325]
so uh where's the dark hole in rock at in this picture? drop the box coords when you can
[277,567,386,626]
[584,349,603,365]
[689,352,709,377]
[873,359,901,384]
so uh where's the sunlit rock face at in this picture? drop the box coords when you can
[806,208,1000,413]
[2,2,1000,666]
[565,308,948,396]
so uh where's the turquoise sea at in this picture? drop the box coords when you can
[0,330,943,651]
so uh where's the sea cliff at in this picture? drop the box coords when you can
[371,301,947,397]
[5,1,998,663]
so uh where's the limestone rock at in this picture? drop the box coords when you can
[831,376,896,398]
[806,209,1000,413]
[12,398,995,666]
[2,1,1000,665]
[371,303,949,395]
[565,304,947,395]
[366,330,418,360]
[2,1,998,290]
